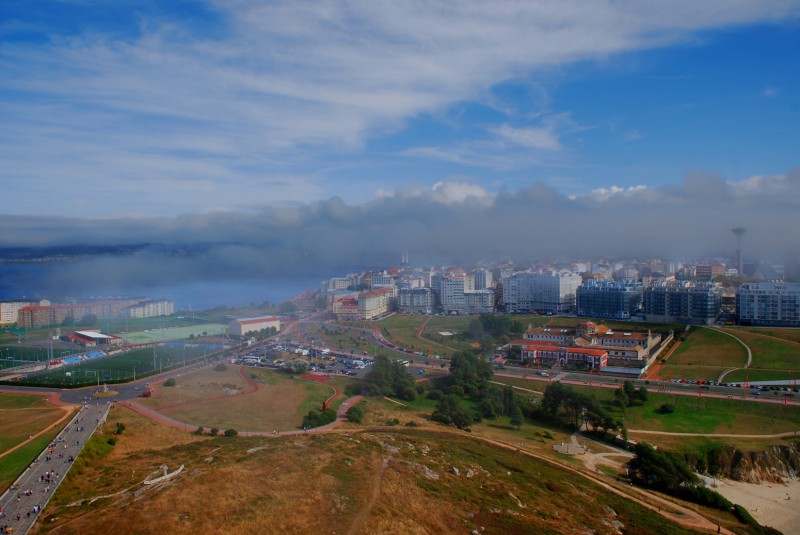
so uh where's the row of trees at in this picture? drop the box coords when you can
[430,352,523,430]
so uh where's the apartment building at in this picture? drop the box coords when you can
[737,282,800,326]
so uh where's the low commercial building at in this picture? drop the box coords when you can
[227,316,281,336]
[66,330,118,347]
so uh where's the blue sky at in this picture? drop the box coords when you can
[1,1,799,267]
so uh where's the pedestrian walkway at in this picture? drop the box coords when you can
[0,401,110,535]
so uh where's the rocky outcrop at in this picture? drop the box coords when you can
[691,442,800,484]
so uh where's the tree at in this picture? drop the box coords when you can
[209,428,219,436]
[449,352,493,395]
[80,314,97,326]
[432,394,474,429]
[509,402,523,430]
[61,315,75,327]
[284,359,309,375]
[164,378,176,387]
[364,354,414,398]
[223,428,238,437]
[214,363,228,372]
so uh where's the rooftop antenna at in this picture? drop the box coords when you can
[732,228,746,277]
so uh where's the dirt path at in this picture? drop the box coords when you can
[644,337,683,380]
[346,454,386,535]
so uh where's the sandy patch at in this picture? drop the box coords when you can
[711,478,799,534]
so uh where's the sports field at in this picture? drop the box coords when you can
[117,323,226,344]
[7,345,216,387]
[138,366,337,432]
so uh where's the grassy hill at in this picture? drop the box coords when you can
[35,405,702,535]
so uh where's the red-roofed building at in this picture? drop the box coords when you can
[521,344,607,370]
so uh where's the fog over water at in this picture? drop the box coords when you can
[0,261,324,311]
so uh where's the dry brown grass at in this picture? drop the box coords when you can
[136,367,331,432]
[36,427,703,535]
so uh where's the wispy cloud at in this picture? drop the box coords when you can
[2,1,798,216]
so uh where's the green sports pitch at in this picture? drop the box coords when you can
[116,324,227,344]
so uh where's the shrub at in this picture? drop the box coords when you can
[657,403,676,414]
[303,408,337,429]
[193,426,205,435]
[405,421,420,427]
[113,422,126,435]
[209,428,219,436]
[214,363,228,372]
[426,389,443,400]
[164,378,176,387]
[385,418,400,426]
[106,437,116,446]
[346,405,364,423]
[223,428,238,437]
[400,386,417,401]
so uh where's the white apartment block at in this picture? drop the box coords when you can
[501,270,581,314]
[441,275,468,314]
[370,272,395,287]
[465,289,495,314]
[125,299,175,318]
[359,287,394,320]
[398,287,434,314]
[737,282,800,326]
[474,269,494,290]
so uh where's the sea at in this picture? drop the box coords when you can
[0,262,324,312]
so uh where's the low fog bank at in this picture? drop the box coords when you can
[2,170,798,287]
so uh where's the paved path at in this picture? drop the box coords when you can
[714,327,753,383]
[0,401,110,535]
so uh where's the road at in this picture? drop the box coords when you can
[0,401,110,535]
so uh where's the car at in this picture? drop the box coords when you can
[752,391,760,396]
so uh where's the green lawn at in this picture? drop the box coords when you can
[666,327,746,368]
[721,328,800,370]
[490,377,800,436]
[724,369,800,382]
[735,326,800,344]
[119,323,227,344]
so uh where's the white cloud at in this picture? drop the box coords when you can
[587,184,650,202]
[1,1,799,215]
[429,181,493,205]
[491,124,561,151]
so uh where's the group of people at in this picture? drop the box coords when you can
[0,403,101,532]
